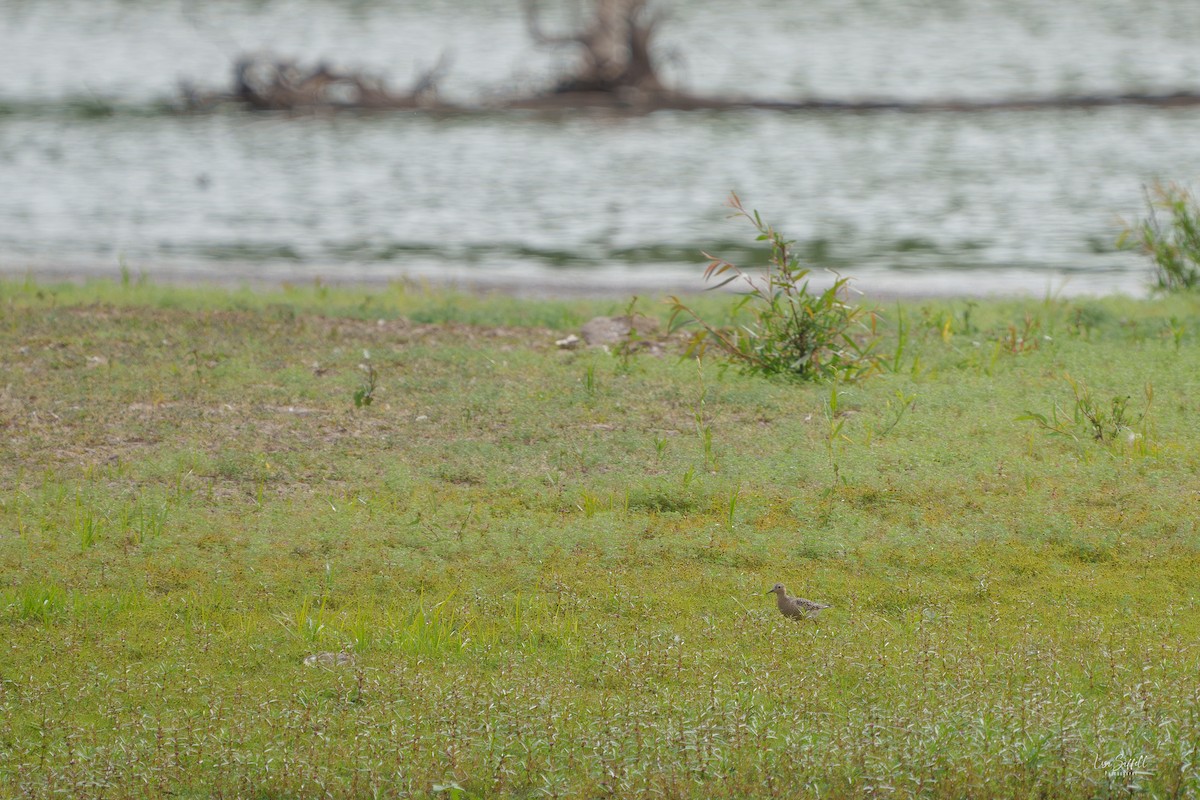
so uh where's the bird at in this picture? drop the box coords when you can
[767,583,830,620]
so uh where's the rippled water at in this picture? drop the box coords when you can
[3,0,1200,296]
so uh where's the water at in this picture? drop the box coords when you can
[3,0,1200,296]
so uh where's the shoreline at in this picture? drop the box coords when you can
[0,262,1150,303]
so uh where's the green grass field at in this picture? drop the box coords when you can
[2,277,1199,798]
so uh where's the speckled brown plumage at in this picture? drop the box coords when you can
[767,583,830,619]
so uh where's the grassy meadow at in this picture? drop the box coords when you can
[2,276,1200,798]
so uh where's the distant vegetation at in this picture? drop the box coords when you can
[178,0,1200,114]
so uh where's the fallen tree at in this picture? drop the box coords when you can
[504,0,1200,112]
[181,54,452,113]
[178,0,1200,115]
[524,0,664,94]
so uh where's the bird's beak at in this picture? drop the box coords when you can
[764,589,772,594]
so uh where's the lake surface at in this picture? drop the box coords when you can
[3,0,1200,296]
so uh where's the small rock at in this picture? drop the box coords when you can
[555,334,582,349]
[580,315,658,347]
[303,651,355,667]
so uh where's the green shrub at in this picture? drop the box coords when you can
[669,193,880,381]
[1119,182,1200,292]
